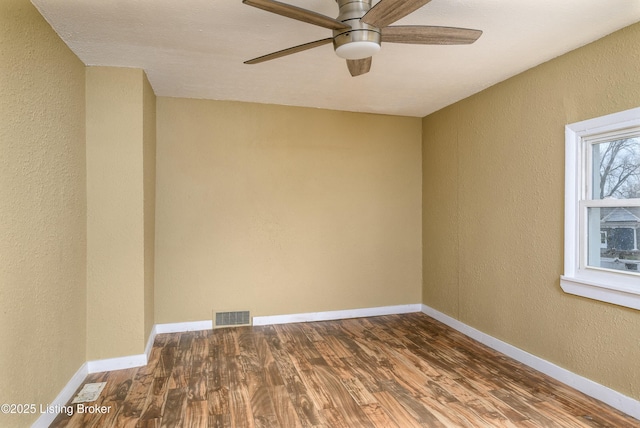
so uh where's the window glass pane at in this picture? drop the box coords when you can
[591,137,640,200]
[587,207,640,273]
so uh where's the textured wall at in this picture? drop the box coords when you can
[86,67,155,360]
[155,98,422,323]
[0,1,86,426]
[143,73,156,342]
[422,22,640,400]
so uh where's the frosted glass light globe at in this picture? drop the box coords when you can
[335,41,380,60]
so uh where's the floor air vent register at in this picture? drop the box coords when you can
[213,310,252,328]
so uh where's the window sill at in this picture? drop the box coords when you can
[560,275,640,310]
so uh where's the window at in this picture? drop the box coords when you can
[562,107,640,310]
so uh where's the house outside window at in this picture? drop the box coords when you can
[562,107,640,311]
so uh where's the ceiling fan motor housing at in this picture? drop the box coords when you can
[333,0,381,59]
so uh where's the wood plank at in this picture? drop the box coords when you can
[228,355,256,428]
[168,332,194,389]
[115,354,160,426]
[139,376,170,421]
[360,403,401,428]
[254,333,285,387]
[159,388,186,428]
[269,384,303,428]
[208,386,229,417]
[184,399,208,427]
[380,379,446,427]
[312,364,375,428]
[154,343,177,379]
[372,389,424,427]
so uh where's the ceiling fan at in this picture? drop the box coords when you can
[242,0,482,77]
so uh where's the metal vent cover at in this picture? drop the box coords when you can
[213,310,252,328]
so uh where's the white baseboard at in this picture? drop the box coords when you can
[252,303,422,326]
[86,353,148,374]
[154,319,213,334]
[31,363,88,428]
[421,304,640,421]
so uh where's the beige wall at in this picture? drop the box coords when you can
[155,98,422,323]
[143,73,156,341]
[86,67,156,360]
[422,22,640,400]
[0,1,87,426]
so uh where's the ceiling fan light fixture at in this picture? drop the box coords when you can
[335,40,380,60]
[242,0,482,77]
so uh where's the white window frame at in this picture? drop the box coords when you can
[562,107,640,311]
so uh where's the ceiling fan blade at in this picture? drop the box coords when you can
[361,0,432,28]
[244,38,333,64]
[243,0,349,31]
[346,57,372,77]
[382,26,482,44]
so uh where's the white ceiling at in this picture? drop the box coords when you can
[32,0,640,117]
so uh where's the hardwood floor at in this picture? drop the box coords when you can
[49,313,638,427]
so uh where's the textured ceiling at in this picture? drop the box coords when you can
[32,0,640,117]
